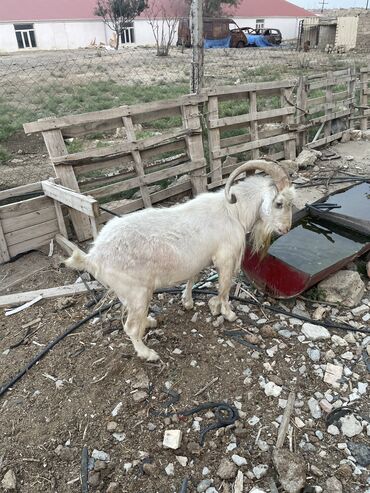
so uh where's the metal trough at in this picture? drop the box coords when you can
[242,182,370,298]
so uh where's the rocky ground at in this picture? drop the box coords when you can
[1,134,370,493]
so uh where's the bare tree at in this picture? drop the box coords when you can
[146,0,181,56]
[94,0,147,50]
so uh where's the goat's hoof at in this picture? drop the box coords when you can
[182,299,194,310]
[223,310,237,322]
[139,347,160,362]
[209,297,221,316]
[146,316,157,328]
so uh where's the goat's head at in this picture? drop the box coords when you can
[225,160,295,254]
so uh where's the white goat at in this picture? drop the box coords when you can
[66,160,295,361]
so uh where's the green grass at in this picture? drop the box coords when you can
[0,80,188,143]
[0,145,10,164]
[66,139,84,153]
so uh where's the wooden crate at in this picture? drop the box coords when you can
[0,183,60,263]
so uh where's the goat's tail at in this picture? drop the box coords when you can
[65,248,88,271]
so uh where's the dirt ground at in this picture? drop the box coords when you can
[1,139,370,493]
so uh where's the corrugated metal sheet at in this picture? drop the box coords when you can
[336,16,359,49]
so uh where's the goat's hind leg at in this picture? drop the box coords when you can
[182,277,197,310]
[118,287,159,361]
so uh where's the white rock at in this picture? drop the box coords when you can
[308,397,322,419]
[351,304,368,316]
[295,417,305,428]
[249,488,267,493]
[264,381,282,397]
[232,454,247,466]
[165,463,175,476]
[323,363,343,388]
[341,351,354,361]
[176,456,188,467]
[123,462,132,473]
[1,470,16,490]
[253,464,268,479]
[227,443,237,452]
[111,402,123,416]
[257,439,270,452]
[234,470,244,493]
[331,335,347,346]
[92,449,110,462]
[163,430,182,450]
[112,432,125,442]
[358,382,368,395]
[327,424,340,435]
[302,323,330,341]
[202,467,210,475]
[340,414,363,437]
[266,345,278,357]
[248,415,260,426]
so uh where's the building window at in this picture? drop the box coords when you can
[256,19,265,30]
[14,24,37,49]
[121,22,135,44]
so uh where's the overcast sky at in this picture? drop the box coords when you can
[292,0,368,8]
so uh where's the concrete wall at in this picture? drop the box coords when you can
[0,20,107,52]
[356,12,370,51]
[234,17,301,40]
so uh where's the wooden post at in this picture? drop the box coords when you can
[281,88,296,160]
[207,95,223,185]
[191,0,204,93]
[0,219,10,263]
[182,103,207,195]
[296,76,308,151]
[360,68,369,131]
[249,91,260,159]
[42,130,92,242]
[122,116,152,208]
[324,74,333,138]
[348,66,356,129]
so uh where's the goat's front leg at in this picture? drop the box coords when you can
[181,277,197,310]
[209,260,236,322]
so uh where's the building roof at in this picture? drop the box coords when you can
[0,0,313,23]
[223,0,313,18]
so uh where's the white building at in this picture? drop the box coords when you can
[0,0,313,52]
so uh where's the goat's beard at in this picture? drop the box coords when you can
[250,220,273,258]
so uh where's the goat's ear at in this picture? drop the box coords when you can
[260,189,275,216]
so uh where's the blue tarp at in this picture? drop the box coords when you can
[246,34,273,47]
[204,35,231,49]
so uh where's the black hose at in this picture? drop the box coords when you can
[157,287,370,335]
[0,303,114,398]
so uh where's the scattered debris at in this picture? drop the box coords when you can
[163,430,182,450]
[295,149,321,169]
[1,470,16,491]
[318,271,365,307]
[272,449,306,493]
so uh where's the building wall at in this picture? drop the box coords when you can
[335,16,358,50]
[356,12,370,51]
[0,20,108,52]
[233,17,301,40]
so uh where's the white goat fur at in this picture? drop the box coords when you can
[66,175,295,361]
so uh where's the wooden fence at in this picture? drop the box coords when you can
[0,67,369,264]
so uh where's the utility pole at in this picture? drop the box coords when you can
[319,0,328,13]
[191,0,204,93]
[367,0,369,10]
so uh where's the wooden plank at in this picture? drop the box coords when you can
[307,131,344,149]
[8,231,58,258]
[23,94,207,135]
[220,127,283,149]
[5,219,59,247]
[360,69,369,131]
[43,129,92,241]
[54,201,68,238]
[98,180,192,224]
[205,79,295,97]
[122,116,152,208]
[52,128,197,167]
[209,107,295,129]
[0,281,104,308]
[324,82,333,138]
[89,160,203,199]
[1,206,56,234]
[249,91,259,160]
[281,88,296,160]
[0,196,53,220]
[181,103,207,195]
[308,76,355,90]
[207,96,222,184]
[309,109,351,126]
[55,234,79,256]
[42,181,99,218]
[212,133,295,159]
[296,75,308,150]
[0,219,10,263]
[0,182,42,202]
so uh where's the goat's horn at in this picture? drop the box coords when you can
[224,159,291,204]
